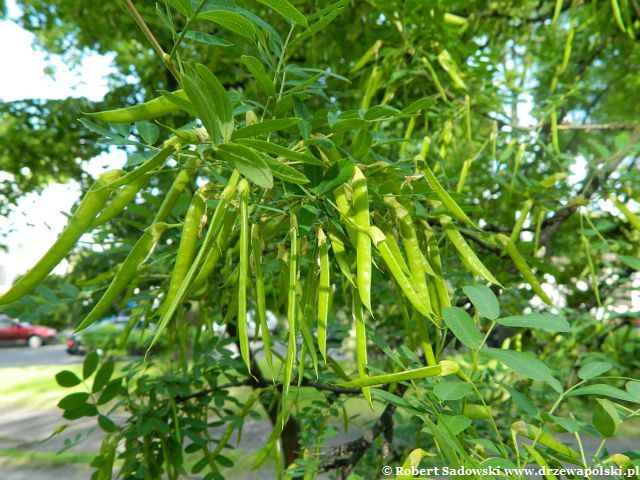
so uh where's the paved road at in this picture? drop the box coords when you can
[0,344,81,368]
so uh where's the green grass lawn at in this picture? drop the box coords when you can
[0,447,94,469]
[0,364,87,409]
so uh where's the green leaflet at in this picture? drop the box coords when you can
[194,64,233,141]
[158,89,198,117]
[484,348,561,392]
[256,0,307,26]
[182,65,234,142]
[497,314,570,332]
[442,306,483,350]
[592,398,621,437]
[236,138,322,165]
[565,384,635,403]
[183,31,233,47]
[291,2,344,45]
[216,143,274,189]
[197,10,256,39]
[312,158,355,194]
[231,118,298,140]
[511,421,581,460]
[577,362,612,381]
[241,55,276,96]
[433,380,473,401]
[463,285,500,320]
[262,155,310,185]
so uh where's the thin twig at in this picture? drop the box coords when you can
[122,0,180,81]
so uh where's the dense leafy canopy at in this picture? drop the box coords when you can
[1,0,639,478]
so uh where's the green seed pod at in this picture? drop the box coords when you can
[85,90,189,123]
[0,169,123,305]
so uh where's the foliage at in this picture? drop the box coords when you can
[1,0,640,479]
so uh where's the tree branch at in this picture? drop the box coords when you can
[320,384,408,476]
[539,128,640,253]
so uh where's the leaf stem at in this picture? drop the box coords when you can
[122,0,181,81]
[168,0,208,62]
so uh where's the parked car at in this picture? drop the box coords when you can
[0,314,57,348]
[67,314,133,355]
[67,315,157,355]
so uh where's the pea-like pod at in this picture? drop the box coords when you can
[352,290,372,405]
[75,157,202,332]
[369,226,435,322]
[251,223,273,376]
[162,187,208,312]
[550,110,560,154]
[496,234,552,305]
[420,161,479,230]
[190,209,236,291]
[336,360,459,388]
[611,196,640,232]
[350,39,382,73]
[281,215,299,422]
[326,225,355,287]
[399,116,416,157]
[237,179,251,372]
[539,172,567,188]
[390,200,435,316]
[441,216,503,287]
[511,421,580,460]
[317,228,330,361]
[456,159,471,194]
[149,186,208,349]
[551,0,563,24]
[212,389,261,458]
[85,90,189,123]
[333,184,358,248]
[421,220,451,316]
[419,57,448,102]
[361,64,382,109]
[0,169,123,306]
[92,171,153,227]
[510,199,534,243]
[380,226,411,276]
[104,137,181,191]
[352,167,373,312]
[151,170,241,345]
[511,143,526,187]
[611,0,627,33]
[297,341,307,388]
[462,404,492,420]
[581,235,601,306]
[533,207,546,251]
[299,273,319,378]
[559,20,575,75]
[524,444,556,479]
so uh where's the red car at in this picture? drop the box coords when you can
[0,314,57,348]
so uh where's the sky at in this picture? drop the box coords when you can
[0,0,124,288]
